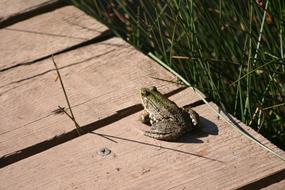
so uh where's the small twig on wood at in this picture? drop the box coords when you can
[52,56,82,135]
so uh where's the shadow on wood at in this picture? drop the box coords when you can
[0,87,189,168]
[177,116,219,144]
[90,131,223,163]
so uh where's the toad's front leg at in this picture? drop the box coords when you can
[140,110,151,125]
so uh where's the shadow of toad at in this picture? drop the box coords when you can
[176,116,219,143]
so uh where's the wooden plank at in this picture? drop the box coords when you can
[0,0,52,19]
[263,180,285,190]
[0,0,68,29]
[0,91,284,189]
[0,5,107,71]
[0,37,202,157]
[237,169,285,190]
[0,2,284,188]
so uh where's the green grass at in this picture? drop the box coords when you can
[65,0,285,150]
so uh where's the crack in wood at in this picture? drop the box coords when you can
[90,132,222,163]
[3,27,89,40]
[0,47,118,91]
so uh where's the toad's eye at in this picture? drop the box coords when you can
[150,86,157,91]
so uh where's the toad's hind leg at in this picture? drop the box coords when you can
[186,109,200,127]
[144,120,184,141]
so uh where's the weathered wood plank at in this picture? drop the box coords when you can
[263,180,285,190]
[0,91,284,189]
[0,1,284,188]
[0,37,202,157]
[0,5,107,71]
[237,169,285,190]
[0,0,52,20]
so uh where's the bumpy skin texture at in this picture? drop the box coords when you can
[140,86,199,141]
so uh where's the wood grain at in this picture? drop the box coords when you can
[0,5,107,71]
[0,98,284,189]
[0,37,201,157]
[0,2,284,189]
[0,0,52,19]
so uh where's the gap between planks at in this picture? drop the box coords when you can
[237,168,285,190]
[0,87,205,168]
[0,29,114,73]
[0,0,68,29]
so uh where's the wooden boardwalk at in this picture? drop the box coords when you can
[0,1,284,189]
